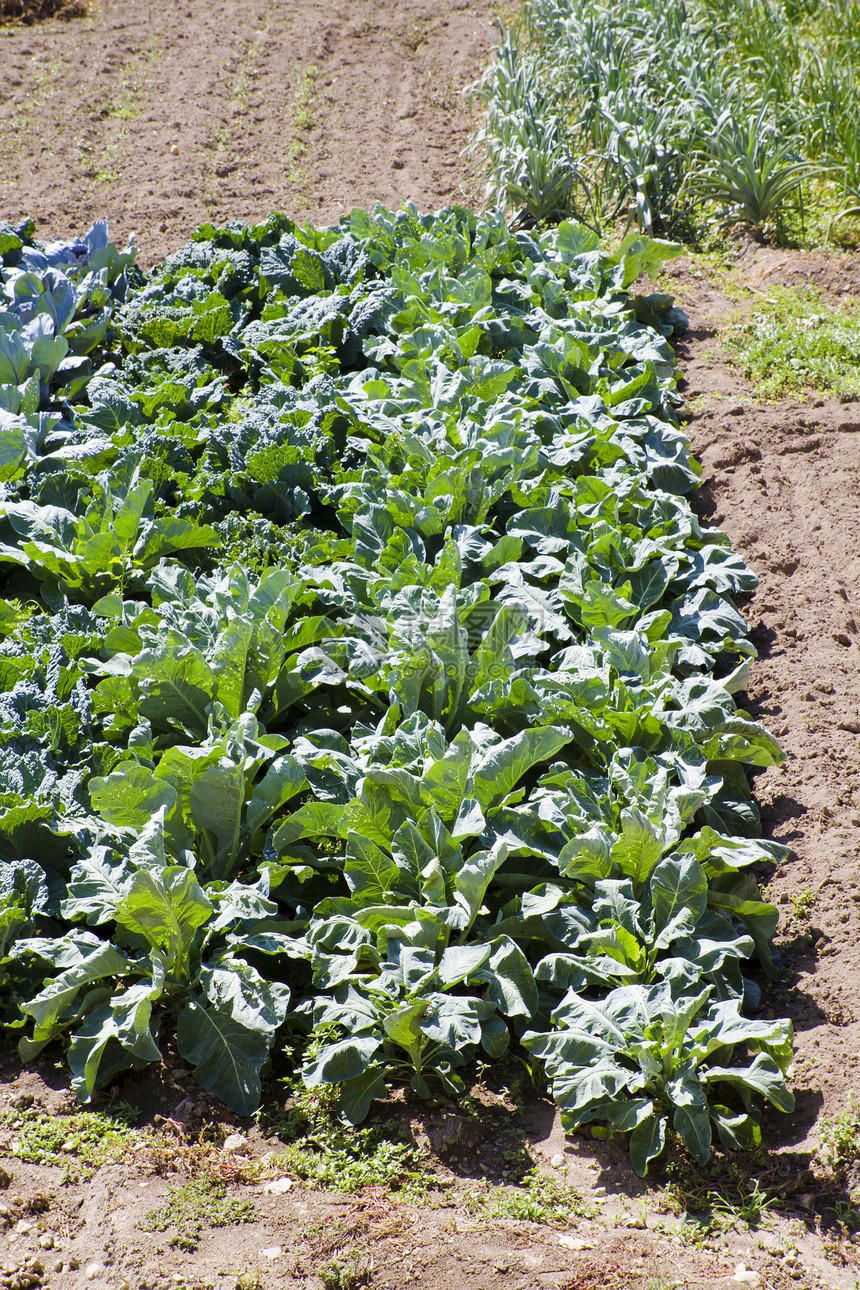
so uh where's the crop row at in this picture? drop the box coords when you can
[0,207,792,1176]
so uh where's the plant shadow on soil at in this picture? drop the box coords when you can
[0,1033,847,1219]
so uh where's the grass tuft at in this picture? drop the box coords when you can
[817,1094,860,1174]
[491,1166,590,1225]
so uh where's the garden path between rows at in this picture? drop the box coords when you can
[1,1,859,1288]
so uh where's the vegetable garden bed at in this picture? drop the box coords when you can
[0,206,793,1177]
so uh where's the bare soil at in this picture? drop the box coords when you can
[667,243,860,1159]
[0,0,495,265]
[1,3,860,1290]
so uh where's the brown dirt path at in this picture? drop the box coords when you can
[0,0,496,265]
[665,245,860,1147]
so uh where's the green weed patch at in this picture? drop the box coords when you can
[140,1178,254,1251]
[0,1101,139,1181]
[724,286,860,398]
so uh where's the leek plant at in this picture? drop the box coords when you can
[692,106,815,230]
[470,0,859,242]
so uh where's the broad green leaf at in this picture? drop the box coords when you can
[555,220,601,259]
[338,1066,388,1124]
[626,560,670,612]
[419,992,489,1051]
[200,959,290,1035]
[711,1105,761,1151]
[383,1002,427,1057]
[451,797,486,841]
[615,232,683,287]
[63,849,137,925]
[629,1110,666,1177]
[702,1054,795,1112]
[438,943,493,985]
[391,820,446,903]
[89,763,177,833]
[210,617,254,719]
[0,415,29,482]
[579,580,637,628]
[303,1032,381,1085]
[113,481,152,547]
[115,867,212,970]
[593,880,644,940]
[672,1096,712,1164]
[271,801,345,850]
[475,937,538,1018]
[550,1059,633,1119]
[558,826,614,881]
[472,726,571,811]
[420,732,475,821]
[706,872,779,977]
[451,841,509,930]
[245,755,307,837]
[68,978,163,1101]
[480,1013,510,1058]
[650,854,707,944]
[176,999,269,1116]
[345,831,402,898]
[134,647,217,737]
[135,516,222,566]
[188,760,246,881]
[19,941,131,1049]
[610,808,664,886]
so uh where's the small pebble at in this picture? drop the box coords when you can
[558,1235,591,1250]
[260,1246,282,1260]
[169,143,179,156]
[550,1152,565,1167]
[37,1236,53,1251]
[84,1261,104,1280]
[264,1177,293,1194]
